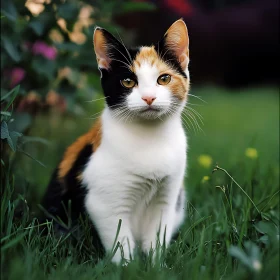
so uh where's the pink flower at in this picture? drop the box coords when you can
[9,67,26,88]
[165,0,194,16]
[32,41,57,60]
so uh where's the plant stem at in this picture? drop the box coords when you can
[215,165,260,214]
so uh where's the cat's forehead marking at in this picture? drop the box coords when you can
[132,46,169,74]
[134,47,158,68]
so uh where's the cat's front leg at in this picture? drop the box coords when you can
[141,180,183,257]
[85,191,135,264]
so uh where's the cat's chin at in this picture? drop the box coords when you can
[132,108,170,121]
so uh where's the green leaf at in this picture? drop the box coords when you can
[57,2,79,21]
[8,113,32,133]
[21,136,50,146]
[1,85,20,102]
[0,0,17,21]
[121,2,156,13]
[1,232,28,252]
[2,37,21,62]
[1,121,9,139]
[4,85,20,111]
[229,246,251,267]
[0,111,11,117]
[55,42,81,52]
[254,221,278,236]
[1,120,22,151]
[7,131,22,152]
[31,57,56,81]
[17,148,46,167]
[29,21,45,36]
[28,11,53,36]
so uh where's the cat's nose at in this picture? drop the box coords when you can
[142,96,156,106]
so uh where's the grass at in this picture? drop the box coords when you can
[1,86,279,280]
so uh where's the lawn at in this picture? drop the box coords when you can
[1,86,279,280]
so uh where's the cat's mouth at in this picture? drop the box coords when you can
[140,107,161,113]
[135,106,166,120]
[126,104,169,120]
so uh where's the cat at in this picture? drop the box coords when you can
[42,19,190,264]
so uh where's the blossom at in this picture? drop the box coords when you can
[32,41,57,60]
[9,67,26,88]
[46,90,67,113]
[252,260,262,271]
[245,148,258,159]
[201,176,210,183]
[198,154,213,168]
[165,0,194,16]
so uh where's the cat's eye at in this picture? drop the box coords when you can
[121,78,136,89]
[157,74,171,85]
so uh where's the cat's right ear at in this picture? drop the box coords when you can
[163,19,189,70]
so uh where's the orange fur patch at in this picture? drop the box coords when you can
[132,47,189,100]
[58,118,102,181]
[133,47,158,69]
[167,74,189,100]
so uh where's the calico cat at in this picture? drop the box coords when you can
[43,19,190,264]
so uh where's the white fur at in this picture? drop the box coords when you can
[127,61,171,114]
[83,61,188,264]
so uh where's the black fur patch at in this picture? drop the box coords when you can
[42,144,105,255]
[97,28,139,109]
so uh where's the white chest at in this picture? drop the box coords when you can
[83,109,187,185]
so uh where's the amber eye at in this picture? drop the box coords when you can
[121,78,136,88]
[157,74,171,85]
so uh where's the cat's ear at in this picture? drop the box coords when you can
[93,27,121,70]
[163,19,189,70]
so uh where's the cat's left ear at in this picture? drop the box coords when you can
[93,27,123,70]
[163,19,189,70]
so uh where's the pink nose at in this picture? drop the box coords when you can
[142,96,156,106]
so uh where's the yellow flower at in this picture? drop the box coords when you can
[201,176,210,183]
[198,154,213,168]
[245,148,258,159]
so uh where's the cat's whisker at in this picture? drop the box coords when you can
[115,31,133,64]
[119,109,133,124]
[163,58,176,65]
[166,104,196,132]
[108,43,132,66]
[188,93,206,103]
[183,109,204,135]
[86,116,101,121]
[160,49,170,61]
[111,108,130,119]
[89,110,103,118]
[185,107,204,127]
[180,115,192,131]
[182,111,197,133]
[184,106,204,123]
[168,107,194,131]
[186,102,203,107]
[157,41,162,58]
[85,96,107,103]
[109,57,133,72]
[183,110,200,134]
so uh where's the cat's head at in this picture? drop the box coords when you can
[93,19,190,121]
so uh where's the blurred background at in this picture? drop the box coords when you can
[1,0,279,204]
